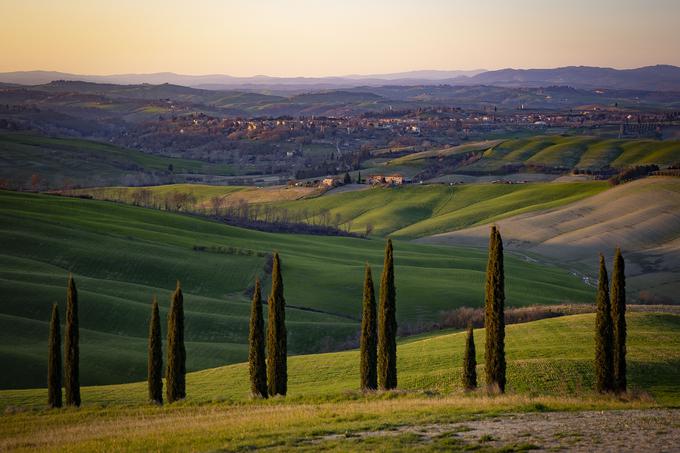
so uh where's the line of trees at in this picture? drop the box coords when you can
[46,232,628,408]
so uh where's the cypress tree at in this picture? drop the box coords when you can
[267,253,287,396]
[64,274,80,407]
[462,323,477,391]
[166,281,186,402]
[360,263,377,391]
[249,278,268,398]
[377,239,397,390]
[484,226,506,393]
[611,248,627,394]
[47,303,62,409]
[595,254,614,393]
[148,296,163,405]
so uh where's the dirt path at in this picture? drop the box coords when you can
[314,409,680,451]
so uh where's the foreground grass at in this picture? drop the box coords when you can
[0,394,659,452]
[1,312,677,451]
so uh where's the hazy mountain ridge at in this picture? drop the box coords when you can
[2,65,679,91]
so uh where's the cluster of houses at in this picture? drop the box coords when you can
[289,173,409,189]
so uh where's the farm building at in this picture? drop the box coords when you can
[368,174,406,185]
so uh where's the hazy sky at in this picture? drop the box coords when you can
[3,0,679,76]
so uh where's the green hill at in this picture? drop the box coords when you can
[464,136,680,172]
[272,182,607,237]
[0,133,233,189]
[2,312,678,409]
[0,190,593,389]
[369,136,680,178]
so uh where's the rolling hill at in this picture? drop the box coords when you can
[0,133,234,189]
[0,190,593,389]
[421,177,680,302]
[371,137,680,179]
[270,182,608,237]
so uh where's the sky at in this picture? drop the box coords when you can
[2,0,679,76]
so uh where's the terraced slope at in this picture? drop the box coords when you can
[2,312,678,410]
[0,191,592,389]
[422,177,680,301]
[461,136,680,172]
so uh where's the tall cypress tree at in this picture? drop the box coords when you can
[595,254,614,393]
[377,239,397,390]
[64,274,80,406]
[166,281,186,402]
[47,303,62,409]
[148,296,163,405]
[360,263,377,391]
[267,253,287,396]
[462,323,477,391]
[484,226,506,393]
[611,248,627,394]
[249,278,268,398]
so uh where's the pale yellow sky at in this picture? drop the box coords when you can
[2,0,679,76]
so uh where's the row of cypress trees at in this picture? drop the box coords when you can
[248,252,288,398]
[48,274,80,408]
[48,231,626,406]
[595,248,627,394]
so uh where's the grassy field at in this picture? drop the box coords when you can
[272,182,607,237]
[0,312,678,451]
[0,133,234,188]
[0,190,594,389]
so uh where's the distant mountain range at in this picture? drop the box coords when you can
[1,65,679,92]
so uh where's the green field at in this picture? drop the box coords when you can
[0,190,594,389]
[272,182,608,237]
[1,312,678,451]
[0,133,233,188]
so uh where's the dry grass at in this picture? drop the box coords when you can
[0,394,660,452]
